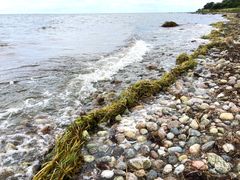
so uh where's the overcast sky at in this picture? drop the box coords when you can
[0,0,222,14]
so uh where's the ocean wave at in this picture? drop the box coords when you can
[66,39,151,100]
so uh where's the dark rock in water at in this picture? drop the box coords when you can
[162,21,179,27]
[96,96,105,105]
[146,64,158,70]
[236,13,240,18]
[0,43,8,47]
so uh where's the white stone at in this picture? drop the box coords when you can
[222,143,235,153]
[101,170,114,179]
[163,164,173,174]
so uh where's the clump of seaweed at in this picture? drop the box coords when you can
[176,53,190,65]
[162,21,179,27]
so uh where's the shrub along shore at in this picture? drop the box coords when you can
[33,14,239,180]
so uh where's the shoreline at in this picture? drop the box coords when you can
[33,13,240,179]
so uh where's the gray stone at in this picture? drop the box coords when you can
[86,143,98,154]
[112,147,124,157]
[168,155,178,165]
[96,156,112,163]
[115,161,127,170]
[157,148,166,157]
[128,157,151,170]
[98,145,109,152]
[146,122,158,131]
[167,132,175,140]
[207,153,231,174]
[147,170,158,180]
[158,128,166,140]
[236,162,240,173]
[152,160,165,171]
[114,170,126,176]
[189,129,201,136]
[125,148,136,159]
[174,164,185,175]
[140,145,150,156]
[202,141,215,151]
[187,137,200,146]
[178,134,187,141]
[170,127,180,135]
[168,146,183,154]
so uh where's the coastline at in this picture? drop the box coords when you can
[33,13,240,179]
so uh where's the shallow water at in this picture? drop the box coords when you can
[0,13,224,179]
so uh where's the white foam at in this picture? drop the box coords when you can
[68,40,150,100]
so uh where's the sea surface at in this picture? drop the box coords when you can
[0,13,224,179]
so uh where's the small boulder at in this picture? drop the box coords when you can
[162,21,179,27]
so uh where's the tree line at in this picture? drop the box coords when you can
[203,0,240,9]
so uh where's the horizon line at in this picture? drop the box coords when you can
[0,11,197,15]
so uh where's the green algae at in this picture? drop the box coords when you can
[176,53,190,65]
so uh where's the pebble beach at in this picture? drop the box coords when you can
[77,15,240,180]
